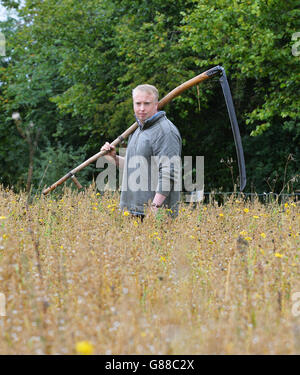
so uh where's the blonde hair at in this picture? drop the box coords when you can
[132,84,159,102]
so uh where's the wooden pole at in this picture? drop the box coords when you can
[42,66,221,195]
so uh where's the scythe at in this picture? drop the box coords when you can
[42,65,246,195]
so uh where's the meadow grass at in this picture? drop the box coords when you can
[0,185,299,354]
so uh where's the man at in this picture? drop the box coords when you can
[101,84,182,218]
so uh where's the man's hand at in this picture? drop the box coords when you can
[101,142,116,158]
[100,142,124,168]
[150,203,159,215]
[150,193,166,215]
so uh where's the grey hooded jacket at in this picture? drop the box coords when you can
[120,111,182,216]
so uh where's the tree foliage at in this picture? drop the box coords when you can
[0,0,299,193]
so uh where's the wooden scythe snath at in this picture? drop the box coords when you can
[42,65,246,196]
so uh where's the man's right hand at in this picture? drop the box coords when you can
[100,141,125,168]
[101,142,117,159]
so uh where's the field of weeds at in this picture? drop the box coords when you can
[0,185,299,354]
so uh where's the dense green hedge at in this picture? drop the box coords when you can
[0,0,299,194]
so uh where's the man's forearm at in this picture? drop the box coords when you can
[152,192,167,207]
[104,155,125,168]
[116,155,125,168]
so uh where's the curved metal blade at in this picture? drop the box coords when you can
[219,67,247,191]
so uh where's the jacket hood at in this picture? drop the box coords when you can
[135,111,166,129]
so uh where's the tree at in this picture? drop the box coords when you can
[0,0,299,193]
[178,0,300,191]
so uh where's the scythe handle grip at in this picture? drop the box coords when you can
[71,175,83,190]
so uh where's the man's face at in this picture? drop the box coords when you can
[133,90,158,123]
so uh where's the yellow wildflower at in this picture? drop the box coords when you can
[260,233,266,238]
[123,211,130,216]
[133,221,138,227]
[219,213,224,217]
[239,230,248,236]
[275,253,283,258]
[0,216,7,220]
[244,237,252,242]
[75,341,94,355]
[243,208,249,213]
[149,232,160,239]
[253,215,259,219]
[160,256,166,262]
[3,234,8,239]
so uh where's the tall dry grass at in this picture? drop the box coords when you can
[0,185,299,354]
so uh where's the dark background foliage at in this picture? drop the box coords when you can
[0,0,299,194]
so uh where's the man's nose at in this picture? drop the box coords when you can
[140,104,145,111]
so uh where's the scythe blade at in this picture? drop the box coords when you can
[218,67,247,191]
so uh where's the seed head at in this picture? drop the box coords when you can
[12,112,21,121]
